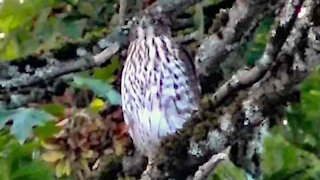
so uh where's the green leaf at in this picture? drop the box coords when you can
[0,131,54,180]
[0,158,10,180]
[210,160,247,180]
[40,104,65,117]
[93,56,120,83]
[0,108,55,143]
[61,19,87,40]
[0,0,43,33]
[0,0,118,61]
[89,98,105,114]
[72,76,121,105]
[33,121,59,140]
[0,35,20,60]
[11,161,53,180]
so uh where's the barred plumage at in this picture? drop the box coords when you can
[121,17,200,158]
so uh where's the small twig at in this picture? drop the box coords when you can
[93,42,120,64]
[175,31,199,44]
[119,0,128,25]
[193,148,230,180]
[172,18,194,30]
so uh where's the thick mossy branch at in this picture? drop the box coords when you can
[137,0,320,179]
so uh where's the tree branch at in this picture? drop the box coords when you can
[202,0,304,109]
[195,0,273,76]
[193,148,229,180]
[0,43,119,91]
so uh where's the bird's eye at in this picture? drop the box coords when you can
[131,17,138,25]
[150,18,157,25]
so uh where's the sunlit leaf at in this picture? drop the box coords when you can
[40,141,60,151]
[42,150,65,162]
[0,35,19,60]
[0,0,44,33]
[0,0,118,61]
[89,98,105,113]
[55,159,71,178]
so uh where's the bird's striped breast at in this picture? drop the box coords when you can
[121,35,200,157]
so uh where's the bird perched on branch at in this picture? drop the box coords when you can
[121,15,200,165]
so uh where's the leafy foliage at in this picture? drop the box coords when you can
[33,121,60,141]
[72,76,121,106]
[285,68,320,154]
[40,104,65,117]
[0,108,55,143]
[244,17,274,65]
[93,57,120,83]
[0,130,54,180]
[0,0,117,61]
[262,134,320,180]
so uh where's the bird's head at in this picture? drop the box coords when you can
[129,14,171,40]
